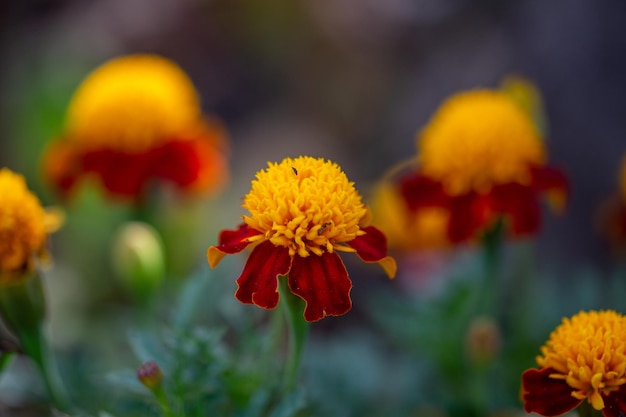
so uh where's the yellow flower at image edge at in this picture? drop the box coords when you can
[207,156,396,322]
[0,168,59,283]
[521,310,626,416]
[43,54,228,202]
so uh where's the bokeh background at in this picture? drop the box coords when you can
[2,0,626,270]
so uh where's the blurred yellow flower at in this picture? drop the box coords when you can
[43,54,228,202]
[0,168,59,283]
[398,86,568,243]
[419,90,545,196]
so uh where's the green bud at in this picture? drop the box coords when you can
[111,222,166,305]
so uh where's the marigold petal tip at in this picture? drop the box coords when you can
[206,246,226,269]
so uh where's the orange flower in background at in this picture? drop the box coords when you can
[207,156,396,322]
[369,180,449,251]
[42,54,228,202]
[398,88,568,243]
[521,310,626,416]
[0,168,61,284]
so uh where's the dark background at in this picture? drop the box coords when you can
[1,0,625,272]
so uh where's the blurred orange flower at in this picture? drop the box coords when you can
[0,168,61,284]
[42,54,228,203]
[397,88,568,243]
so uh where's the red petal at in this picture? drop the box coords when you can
[207,224,260,268]
[235,241,291,309]
[399,173,449,211]
[152,140,202,187]
[602,384,626,417]
[531,165,570,213]
[348,226,397,278]
[530,165,569,193]
[349,226,388,262]
[492,183,541,236]
[216,224,260,253]
[521,367,581,416]
[83,149,151,199]
[447,193,486,242]
[288,252,352,322]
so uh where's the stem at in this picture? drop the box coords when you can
[0,275,71,412]
[478,217,504,316]
[21,328,71,412]
[278,276,309,392]
[152,385,175,417]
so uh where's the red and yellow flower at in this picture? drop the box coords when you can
[207,156,397,322]
[398,88,568,243]
[521,310,626,416]
[0,168,61,284]
[42,54,228,202]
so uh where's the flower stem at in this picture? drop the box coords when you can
[0,275,71,412]
[153,385,175,417]
[478,217,504,315]
[278,276,310,392]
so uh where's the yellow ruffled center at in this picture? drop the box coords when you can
[242,156,368,258]
[66,54,201,153]
[0,169,47,275]
[418,90,546,195]
[537,310,626,411]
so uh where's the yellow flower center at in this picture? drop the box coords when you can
[242,156,368,258]
[66,54,201,153]
[418,90,546,195]
[537,310,626,411]
[0,169,47,275]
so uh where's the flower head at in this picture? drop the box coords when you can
[207,156,396,322]
[398,87,568,243]
[43,54,228,202]
[521,310,626,416]
[0,168,59,283]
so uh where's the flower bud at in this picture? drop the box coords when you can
[111,222,165,305]
[137,361,163,390]
[464,315,501,366]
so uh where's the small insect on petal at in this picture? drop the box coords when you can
[292,167,298,175]
[318,222,331,235]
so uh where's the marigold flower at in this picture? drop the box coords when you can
[0,168,60,284]
[207,156,397,322]
[399,89,568,242]
[42,54,228,202]
[521,310,626,416]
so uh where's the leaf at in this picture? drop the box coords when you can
[127,330,172,371]
[104,369,147,395]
